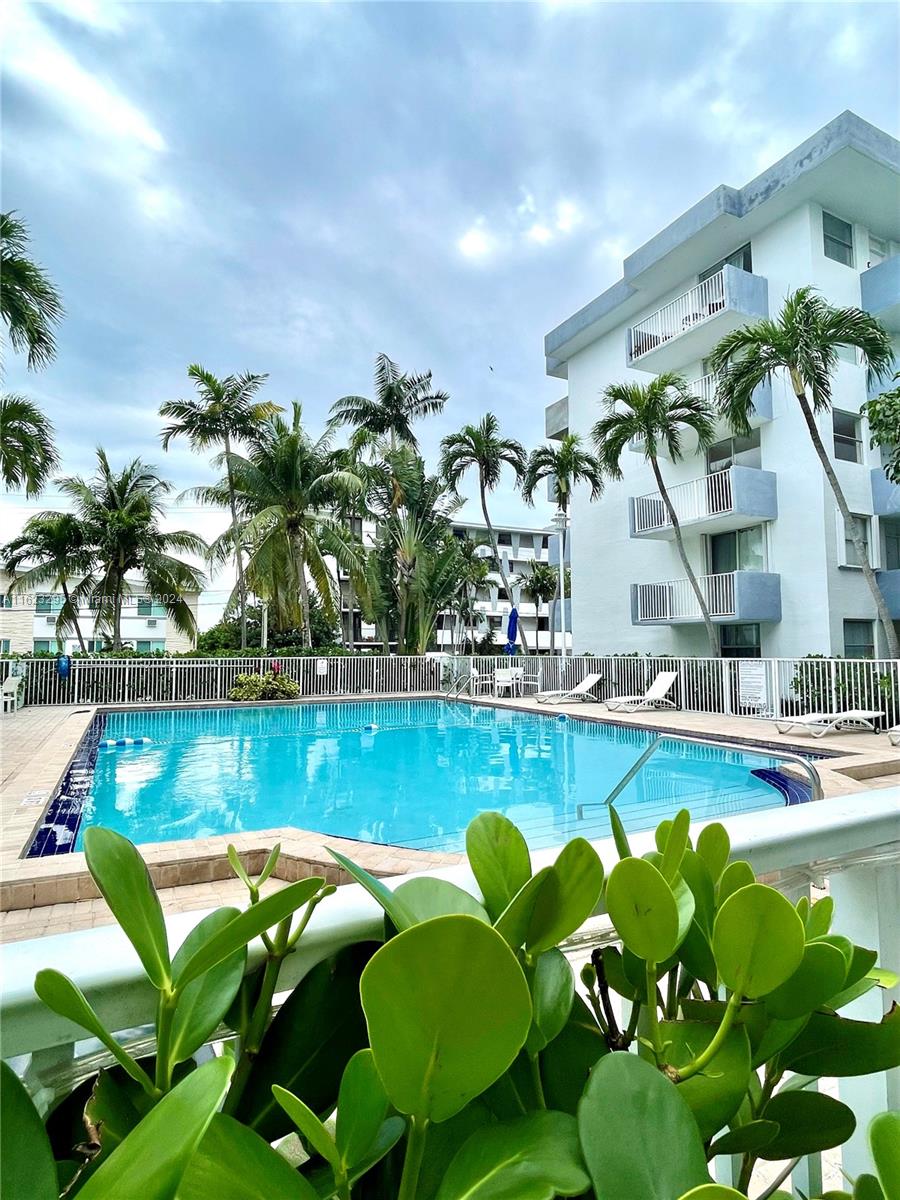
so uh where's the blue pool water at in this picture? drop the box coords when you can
[70,700,795,852]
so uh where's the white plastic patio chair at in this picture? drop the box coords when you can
[1,674,25,713]
[602,670,678,713]
[774,710,883,738]
[535,672,603,705]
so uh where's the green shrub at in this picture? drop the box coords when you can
[9,811,900,1199]
[228,671,301,702]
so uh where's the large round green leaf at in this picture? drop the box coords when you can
[232,942,376,1140]
[0,1062,57,1200]
[657,1019,751,1140]
[392,877,489,926]
[578,1053,709,1200]
[169,908,246,1064]
[695,824,730,886]
[679,849,716,935]
[83,827,171,989]
[525,839,604,957]
[540,996,609,1115]
[436,1111,589,1200]
[177,1113,318,1199]
[495,868,554,948]
[778,1005,900,1077]
[335,1049,390,1171]
[606,857,681,964]
[758,1091,856,1159]
[717,860,754,905]
[712,884,805,998]
[360,914,531,1122]
[466,811,532,921]
[765,940,848,1020]
[677,1188,745,1200]
[526,948,574,1056]
[870,1110,900,1200]
[76,1056,234,1200]
[708,1120,780,1156]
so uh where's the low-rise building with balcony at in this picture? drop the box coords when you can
[543,111,900,658]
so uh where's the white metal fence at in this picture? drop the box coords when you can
[634,573,736,621]
[3,652,900,726]
[0,655,444,707]
[632,469,734,534]
[630,269,727,361]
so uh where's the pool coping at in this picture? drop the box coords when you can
[3,693,898,913]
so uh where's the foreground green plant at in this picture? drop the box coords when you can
[6,810,899,1199]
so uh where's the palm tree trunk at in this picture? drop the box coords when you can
[292,533,313,650]
[479,481,530,654]
[61,581,87,653]
[112,559,125,650]
[223,432,249,651]
[649,457,720,657]
[346,576,356,651]
[791,374,900,659]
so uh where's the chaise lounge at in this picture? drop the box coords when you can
[535,672,603,705]
[774,710,883,738]
[602,670,679,713]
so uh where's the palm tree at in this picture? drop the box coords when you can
[440,413,530,651]
[592,374,721,657]
[195,404,364,648]
[330,353,449,451]
[0,394,60,496]
[523,433,604,655]
[522,561,560,656]
[327,430,383,649]
[2,513,95,652]
[453,535,492,653]
[58,451,207,649]
[160,365,279,649]
[0,211,64,370]
[712,287,899,659]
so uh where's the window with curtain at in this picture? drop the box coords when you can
[843,620,874,658]
[823,212,854,266]
[843,515,871,567]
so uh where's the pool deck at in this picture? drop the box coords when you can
[3,695,899,942]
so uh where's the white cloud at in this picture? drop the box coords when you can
[458,223,493,260]
[527,223,553,244]
[555,199,581,233]
[829,23,864,67]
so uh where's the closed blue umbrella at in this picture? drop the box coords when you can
[504,606,519,655]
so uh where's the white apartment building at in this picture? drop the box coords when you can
[0,572,200,655]
[544,111,900,660]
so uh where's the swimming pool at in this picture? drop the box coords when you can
[34,700,807,856]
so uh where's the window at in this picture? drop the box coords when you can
[489,616,503,630]
[833,410,862,463]
[707,429,762,473]
[1,594,11,609]
[710,526,765,574]
[0,639,10,654]
[720,624,761,658]
[537,616,550,631]
[867,234,887,267]
[843,619,875,659]
[699,243,752,282]
[35,594,64,614]
[497,532,512,546]
[823,212,854,267]
[136,597,166,617]
[496,587,509,602]
[843,514,871,567]
[32,639,53,653]
[540,535,549,550]
[135,640,166,653]
[884,519,900,571]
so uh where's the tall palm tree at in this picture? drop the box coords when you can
[440,413,530,650]
[523,433,604,655]
[0,394,60,496]
[453,535,492,653]
[58,451,207,649]
[592,374,720,657]
[522,561,560,656]
[712,287,899,659]
[327,429,383,648]
[160,365,279,649]
[0,211,64,370]
[330,353,448,451]
[195,404,364,648]
[2,512,95,652]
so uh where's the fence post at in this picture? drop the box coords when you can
[720,658,732,716]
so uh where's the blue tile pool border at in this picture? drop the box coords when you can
[26,712,107,858]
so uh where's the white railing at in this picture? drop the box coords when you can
[689,371,717,404]
[448,653,900,725]
[0,655,444,706]
[635,572,736,621]
[632,469,734,533]
[630,269,728,361]
[2,792,897,1187]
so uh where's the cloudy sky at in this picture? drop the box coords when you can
[2,0,898,618]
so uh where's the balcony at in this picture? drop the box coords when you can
[632,570,781,625]
[860,255,900,332]
[627,265,768,372]
[871,467,900,516]
[876,570,900,619]
[630,466,777,539]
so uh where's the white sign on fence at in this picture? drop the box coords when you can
[738,659,771,714]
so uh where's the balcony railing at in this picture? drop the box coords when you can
[635,572,736,621]
[630,271,729,362]
[632,470,734,534]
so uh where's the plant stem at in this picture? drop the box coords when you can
[223,944,286,1114]
[529,1053,547,1109]
[666,967,679,1020]
[154,990,178,1093]
[624,998,642,1044]
[398,1117,429,1200]
[677,989,742,1081]
[645,962,663,1062]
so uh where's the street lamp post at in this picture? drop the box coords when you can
[551,507,567,658]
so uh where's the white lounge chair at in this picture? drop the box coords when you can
[535,672,603,705]
[602,670,678,713]
[775,710,883,738]
[1,673,26,713]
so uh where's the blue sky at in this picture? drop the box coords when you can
[3,0,899,545]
